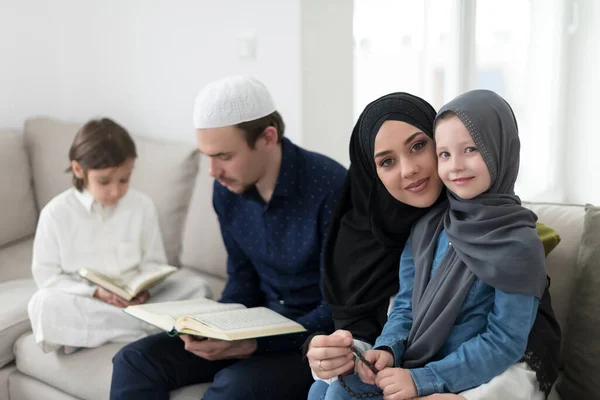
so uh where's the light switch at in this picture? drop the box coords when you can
[237,33,257,60]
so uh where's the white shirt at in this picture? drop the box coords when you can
[31,187,168,297]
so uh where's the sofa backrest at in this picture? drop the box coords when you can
[0,130,38,282]
[180,155,228,280]
[525,202,584,366]
[0,130,38,249]
[23,117,201,266]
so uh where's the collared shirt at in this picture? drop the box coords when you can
[375,230,539,396]
[32,187,168,296]
[213,138,347,353]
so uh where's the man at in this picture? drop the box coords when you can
[110,76,347,400]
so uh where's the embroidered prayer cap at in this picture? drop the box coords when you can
[193,75,277,129]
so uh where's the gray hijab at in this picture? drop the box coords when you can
[401,89,547,368]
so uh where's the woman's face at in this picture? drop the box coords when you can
[374,120,443,207]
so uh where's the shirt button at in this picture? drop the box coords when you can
[279,300,285,305]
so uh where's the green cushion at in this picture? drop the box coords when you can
[536,222,561,257]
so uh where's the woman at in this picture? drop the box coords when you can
[306,92,561,399]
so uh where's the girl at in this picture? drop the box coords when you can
[307,91,560,400]
[28,118,210,354]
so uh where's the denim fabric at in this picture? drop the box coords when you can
[374,230,539,395]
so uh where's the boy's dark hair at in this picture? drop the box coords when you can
[66,118,137,191]
[236,111,285,148]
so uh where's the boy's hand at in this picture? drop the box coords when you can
[93,288,149,308]
[94,287,129,307]
[129,290,150,305]
[356,349,393,384]
[375,367,418,400]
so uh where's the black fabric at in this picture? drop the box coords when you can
[521,279,562,396]
[110,333,313,400]
[322,92,438,344]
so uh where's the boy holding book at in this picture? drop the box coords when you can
[28,118,210,355]
[110,76,347,400]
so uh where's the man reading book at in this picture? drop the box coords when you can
[110,76,347,400]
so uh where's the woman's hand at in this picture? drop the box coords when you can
[306,329,355,379]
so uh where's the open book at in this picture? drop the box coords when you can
[79,264,177,301]
[123,298,307,341]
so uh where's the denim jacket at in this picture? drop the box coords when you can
[374,230,539,396]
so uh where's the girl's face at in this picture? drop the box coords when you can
[72,158,135,206]
[374,120,443,208]
[434,115,491,199]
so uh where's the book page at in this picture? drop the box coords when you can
[123,298,245,333]
[132,298,245,320]
[79,268,132,300]
[121,264,177,293]
[187,307,298,333]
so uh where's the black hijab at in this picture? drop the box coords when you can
[322,92,439,344]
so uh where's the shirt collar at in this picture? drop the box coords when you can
[271,138,299,199]
[74,189,95,213]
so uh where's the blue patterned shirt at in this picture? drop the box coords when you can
[213,138,347,353]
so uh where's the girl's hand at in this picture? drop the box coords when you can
[306,329,355,379]
[356,350,394,384]
[375,367,418,400]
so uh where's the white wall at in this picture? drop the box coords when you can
[7,0,596,204]
[0,1,62,126]
[564,0,600,204]
[0,0,302,144]
[301,0,354,167]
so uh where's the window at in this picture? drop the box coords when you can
[354,0,570,201]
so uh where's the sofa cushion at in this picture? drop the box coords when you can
[0,237,34,282]
[171,383,212,399]
[557,205,600,399]
[524,202,584,365]
[129,138,200,266]
[548,375,563,400]
[23,118,75,209]
[180,155,228,279]
[0,130,38,248]
[15,332,123,400]
[536,222,561,257]
[9,371,79,400]
[0,363,17,400]
[0,279,36,368]
[24,117,200,266]
[14,332,211,400]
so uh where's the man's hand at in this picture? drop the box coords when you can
[179,335,257,360]
[356,349,394,384]
[306,329,355,379]
[375,367,418,400]
[93,288,150,308]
